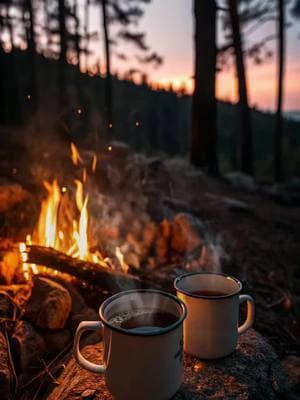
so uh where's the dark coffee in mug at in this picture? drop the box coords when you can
[189,290,228,297]
[109,309,178,333]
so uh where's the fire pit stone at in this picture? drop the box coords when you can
[25,276,72,329]
[12,320,47,370]
[0,332,11,400]
[0,292,15,318]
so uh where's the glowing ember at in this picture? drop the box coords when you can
[92,154,97,173]
[82,167,87,182]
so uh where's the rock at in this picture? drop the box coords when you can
[142,221,158,247]
[0,292,16,318]
[0,183,30,213]
[163,197,194,214]
[0,284,30,308]
[81,389,96,398]
[12,321,46,370]
[45,277,85,315]
[25,277,72,329]
[43,329,72,355]
[263,184,300,206]
[0,332,12,400]
[205,193,254,214]
[46,329,288,400]
[225,172,258,192]
[68,307,99,333]
[282,355,300,391]
[0,249,23,284]
[171,213,204,254]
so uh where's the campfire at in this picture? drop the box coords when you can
[19,143,126,282]
[8,141,222,289]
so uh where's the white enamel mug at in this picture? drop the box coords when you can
[174,272,255,359]
[74,289,187,400]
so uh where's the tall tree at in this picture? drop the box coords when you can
[23,0,38,114]
[191,0,218,175]
[101,0,113,130]
[58,0,68,108]
[72,0,81,69]
[84,0,90,71]
[274,0,285,182]
[3,0,22,124]
[228,0,254,175]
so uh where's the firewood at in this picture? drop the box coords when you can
[26,245,157,292]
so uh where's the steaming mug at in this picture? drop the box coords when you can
[174,272,255,359]
[74,289,187,400]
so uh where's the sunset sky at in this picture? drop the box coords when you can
[89,0,300,112]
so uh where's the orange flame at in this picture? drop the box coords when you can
[20,143,117,279]
[77,195,89,260]
[38,180,61,248]
[70,142,83,166]
[92,154,97,173]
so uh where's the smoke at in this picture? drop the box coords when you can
[5,119,226,288]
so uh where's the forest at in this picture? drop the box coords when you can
[0,0,300,180]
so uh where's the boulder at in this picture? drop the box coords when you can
[46,329,288,400]
[25,276,72,329]
[0,292,15,318]
[68,307,99,333]
[43,329,72,355]
[0,332,12,400]
[171,213,204,254]
[282,355,300,396]
[12,320,46,370]
[225,172,258,192]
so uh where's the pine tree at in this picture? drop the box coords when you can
[191,0,218,175]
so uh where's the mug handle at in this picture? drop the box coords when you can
[74,321,106,373]
[238,294,255,335]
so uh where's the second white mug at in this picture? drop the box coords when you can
[174,272,255,359]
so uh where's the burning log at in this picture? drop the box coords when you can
[25,245,156,292]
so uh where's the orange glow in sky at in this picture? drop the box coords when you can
[105,0,300,111]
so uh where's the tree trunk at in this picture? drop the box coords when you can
[73,0,81,70]
[24,0,38,115]
[274,0,285,182]
[4,2,23,125]
[228,0,254,175]
[101,0,113,134]
[44,0,51,54]
[58,0,68,108]
[191,0,218,175]
[84,0,90,72]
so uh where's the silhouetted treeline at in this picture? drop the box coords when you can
[0,0,299,180]
[1,50,299,179]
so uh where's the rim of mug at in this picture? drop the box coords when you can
[99,289,187,336]
[174,272,242,299]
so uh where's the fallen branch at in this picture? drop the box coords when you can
[25,245,157,292]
